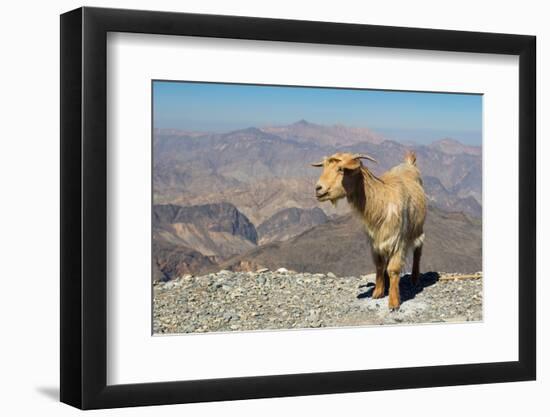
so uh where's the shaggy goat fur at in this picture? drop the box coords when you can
[312,151,426,309]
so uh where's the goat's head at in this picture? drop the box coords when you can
[311,152,377,203]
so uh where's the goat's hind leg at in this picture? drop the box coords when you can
[411,234,424,286]
[411,245,422,286]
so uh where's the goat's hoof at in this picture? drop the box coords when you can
[372,288,385,299]
[389,306,400,313]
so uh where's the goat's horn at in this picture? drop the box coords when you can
[310,156,326,167]
[353,153,378,164]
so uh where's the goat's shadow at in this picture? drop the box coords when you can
[357,271,440,304]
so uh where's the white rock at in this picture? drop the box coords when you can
[326,272,336,278]
[360,273,376,281]
[276,267,289,274]
[256,268,269,273]
[180,274,193,280]
[218,269,231,275]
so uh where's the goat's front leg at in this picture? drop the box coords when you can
[387,252,403,310]
[371,252,386,299]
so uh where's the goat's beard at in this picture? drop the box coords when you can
[330,199,339,207]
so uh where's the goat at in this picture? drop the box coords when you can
[311,152,426,310]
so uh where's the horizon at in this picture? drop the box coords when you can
[154,119,481,148]
[153,81,482,146]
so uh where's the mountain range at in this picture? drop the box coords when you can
[152,120,482,280]
[152,202,482,281]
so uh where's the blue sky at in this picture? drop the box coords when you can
[153,81,482,145]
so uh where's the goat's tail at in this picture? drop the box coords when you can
[404,151,417,166]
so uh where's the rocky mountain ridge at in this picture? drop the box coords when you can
[153,120,482,220]
[153,202,257,281]
[217,205,482,276]
[257,206,328,244]
[153,202,481,281]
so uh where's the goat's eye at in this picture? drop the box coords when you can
[338,167,344,174]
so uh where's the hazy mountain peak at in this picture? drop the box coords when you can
[232,126,263,135]
[259,120,385,146]
[293,119,314,126]
[222,126,277,141]
[434,137,462,146]
[429,137,481,156]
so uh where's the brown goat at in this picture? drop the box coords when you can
[312,152,426,310]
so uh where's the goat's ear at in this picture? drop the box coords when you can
[341,158,361,171]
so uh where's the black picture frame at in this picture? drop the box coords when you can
[60,6,536,410]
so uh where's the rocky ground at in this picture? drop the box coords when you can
[153,269,482,334]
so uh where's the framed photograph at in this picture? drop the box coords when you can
[60,6,536,409]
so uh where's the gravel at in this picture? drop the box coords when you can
[153,270,483,334]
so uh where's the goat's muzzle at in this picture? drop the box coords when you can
[315,184,329,200]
